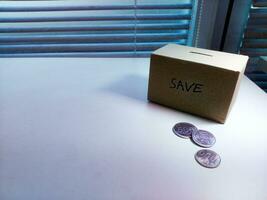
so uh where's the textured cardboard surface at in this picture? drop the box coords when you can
[148,44,248,123]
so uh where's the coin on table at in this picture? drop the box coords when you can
[195,149,221,168]
[172,122,198,139]
[192,130,216,148]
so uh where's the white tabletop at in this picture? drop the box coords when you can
[0,58,266,200]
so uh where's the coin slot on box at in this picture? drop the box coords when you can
[189,51,213,57]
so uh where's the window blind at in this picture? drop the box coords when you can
[0,0,196,57]
[240,0,267,92]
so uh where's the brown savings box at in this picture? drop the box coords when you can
[148,44,248,123]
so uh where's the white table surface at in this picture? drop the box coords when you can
[0,58,267,200]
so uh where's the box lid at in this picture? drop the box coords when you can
[153,44,249,72]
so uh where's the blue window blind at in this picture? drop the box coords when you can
[240,0,267,92]
[0,0,197,57]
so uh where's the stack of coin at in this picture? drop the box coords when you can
[172,122,221,168]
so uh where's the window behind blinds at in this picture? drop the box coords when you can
[240,0,267,92]
[0,0,197,57]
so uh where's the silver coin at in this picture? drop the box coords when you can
[172,122,198,139]
[192,130,216,148]
[195,149,221,168]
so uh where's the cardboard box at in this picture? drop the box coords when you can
[148,44,248,123]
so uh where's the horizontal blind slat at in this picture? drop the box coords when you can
[0,43,135,53]
[244,28,267,38]
[250,8,267,18]
[240,48,267,56]
[0,14,191,23]
[248,18,267,26]
[246,24,267,28]
[0,33,188,43]
[0,3,192,12]
[0,42,186,53]
[253,0,267,7]
[242,39,267,48]
[0,23,190,33]
[0,51,153,58]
